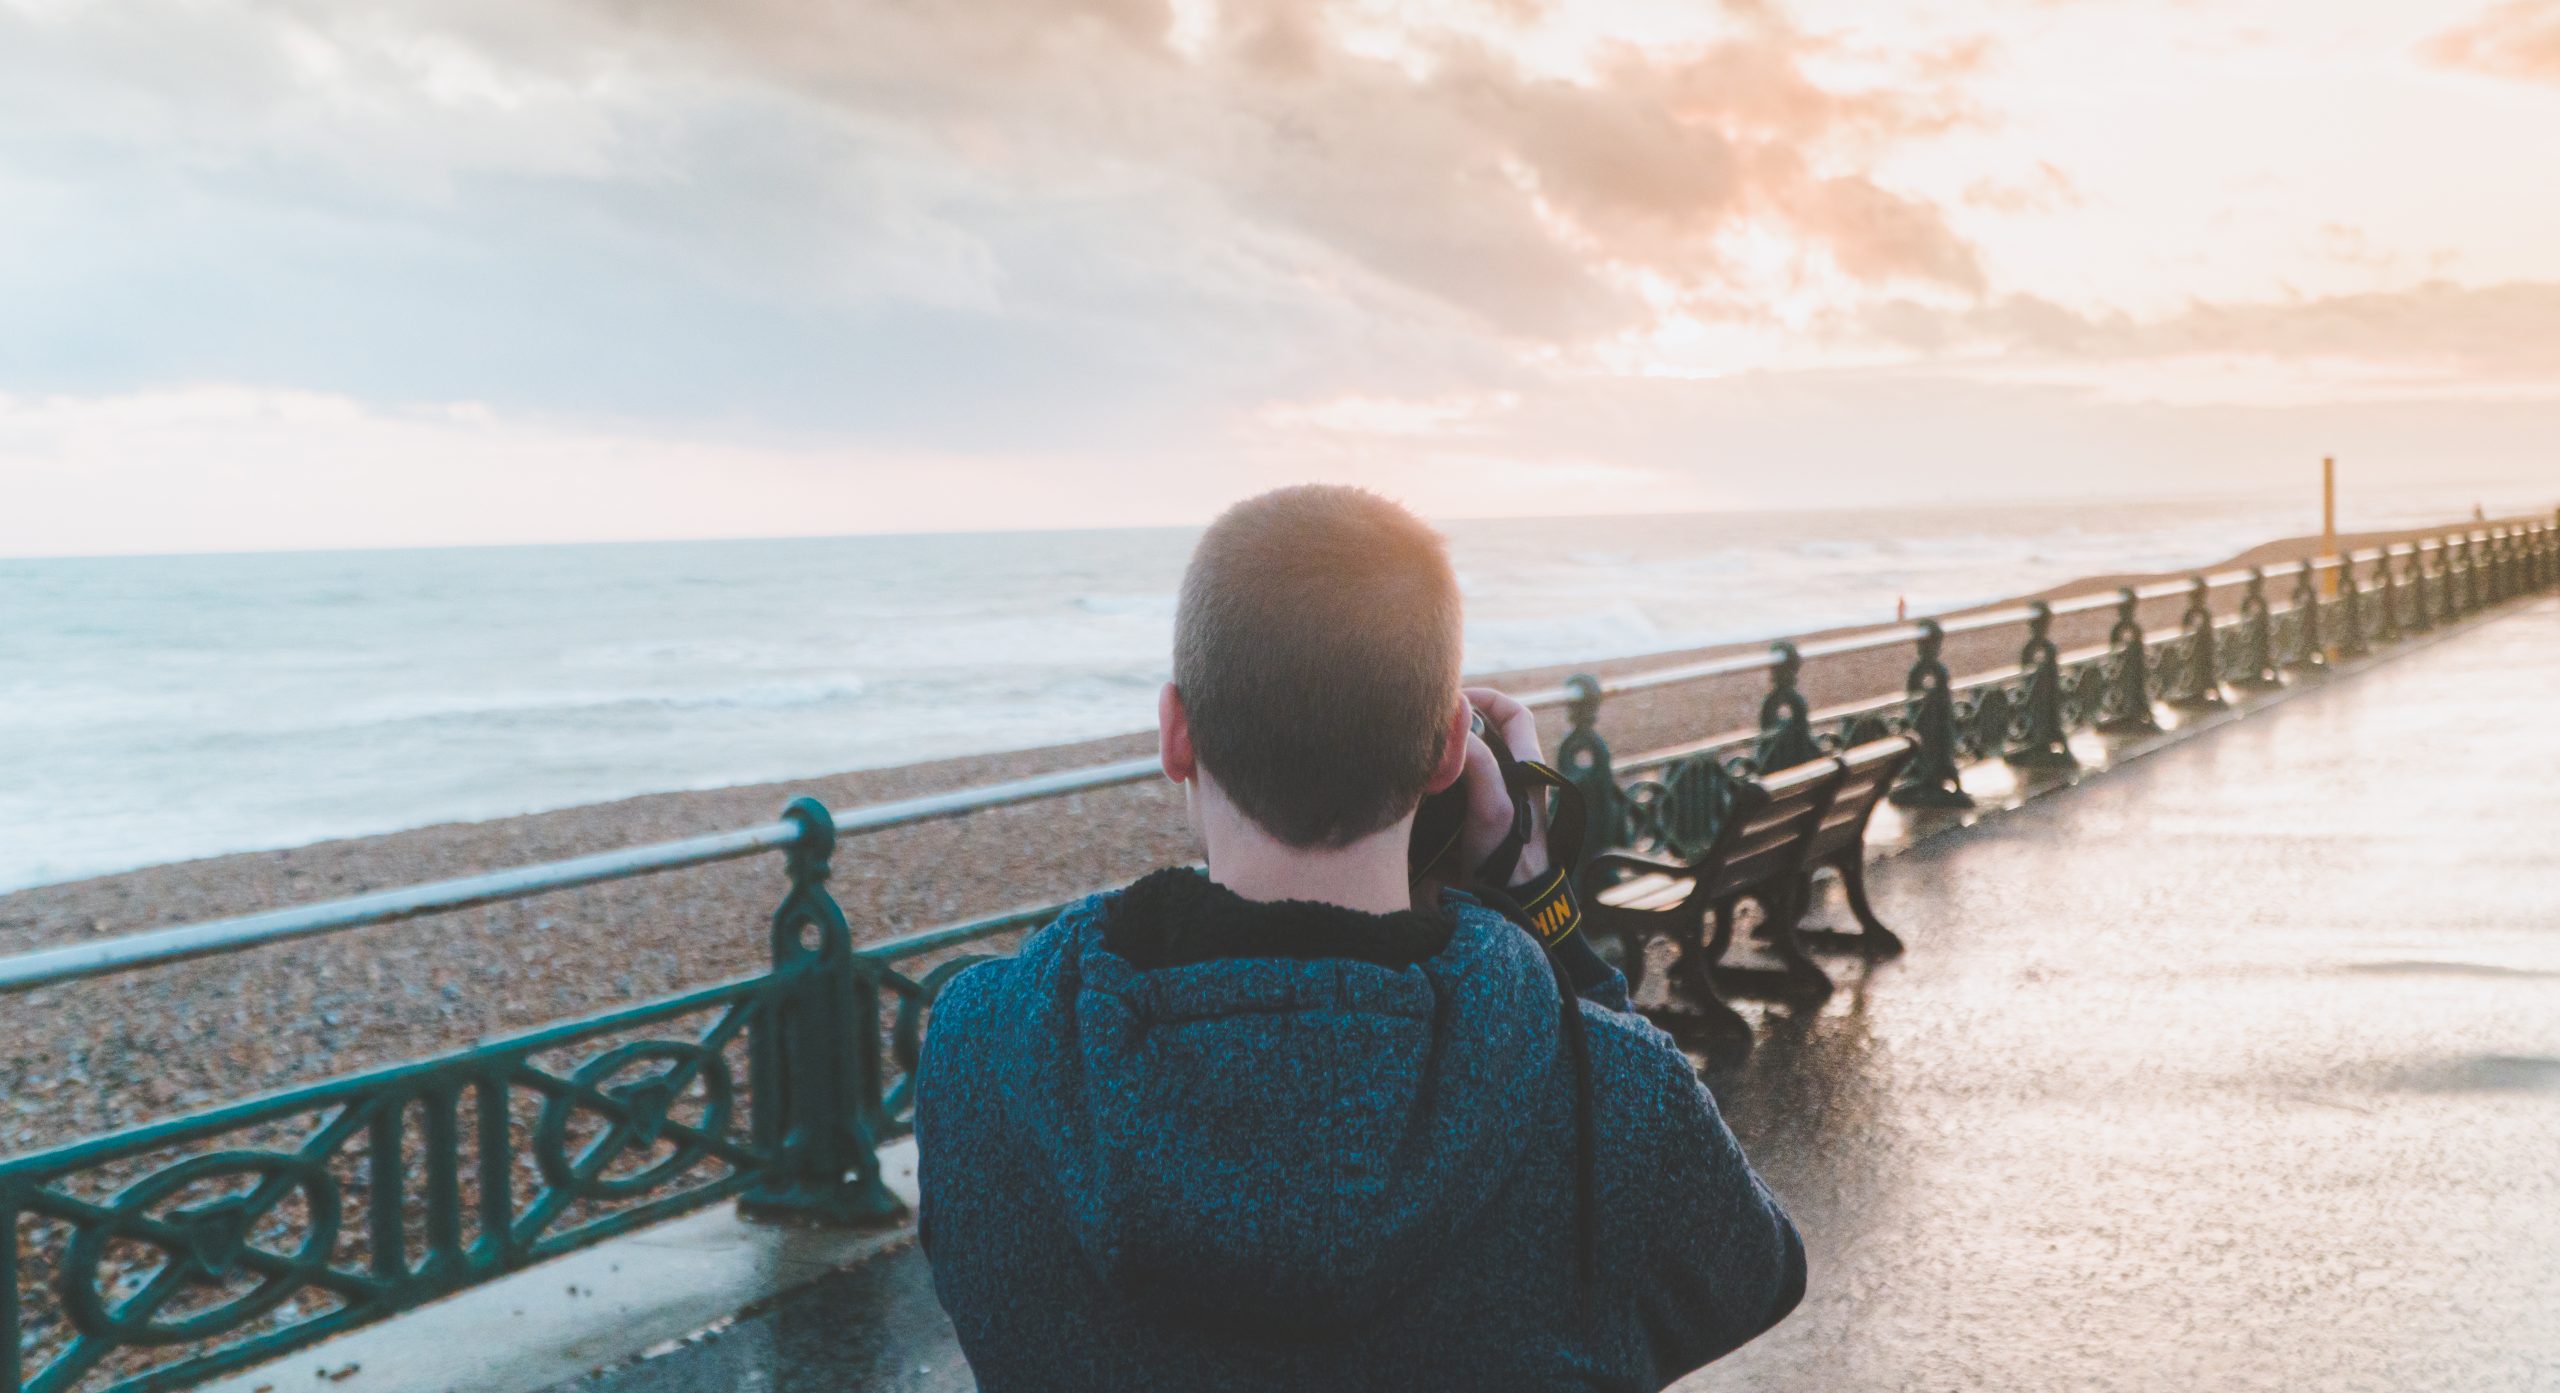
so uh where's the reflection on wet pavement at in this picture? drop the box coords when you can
[575,1236,968,1393]
[570,599,2560,1393]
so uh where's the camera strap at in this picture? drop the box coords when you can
[1470,737,1589,951]
[1466,736,1603,1301]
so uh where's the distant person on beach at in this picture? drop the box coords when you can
[917,486,1804,1391]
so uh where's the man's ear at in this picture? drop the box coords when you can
[1158,682,1196,784]
[1421,694,1471,794]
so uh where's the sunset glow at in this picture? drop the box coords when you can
[3,0,2556,554]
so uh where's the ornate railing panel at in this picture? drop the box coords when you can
[2,977,784,1393]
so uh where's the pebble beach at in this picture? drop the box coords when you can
[0,522,2481,1156]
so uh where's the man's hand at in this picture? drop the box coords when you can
[1453,686,1550,887]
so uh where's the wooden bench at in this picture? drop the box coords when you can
[1760,735,1918,962]
[1582,735,1916,1061]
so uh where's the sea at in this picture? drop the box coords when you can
[0,491,2530,893]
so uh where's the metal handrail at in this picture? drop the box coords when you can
[0,819,803,994]
[1533,527,2526,686]
[0,756,1171,997]
[1606,579,2347,780]
[0,520,2539,999]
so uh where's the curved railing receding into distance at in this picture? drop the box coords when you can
[2,516,2554,1393]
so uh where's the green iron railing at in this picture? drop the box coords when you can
[2,517,2554,1393]
[1552,523,2559,860]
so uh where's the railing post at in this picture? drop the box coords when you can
[2097,587,2162,735]
[2284,561,2327,676]
[2433,538,2458,626]
[2368,551,2397,646]
[2168,576,2226,709]
[1554,673,1622,862]
[1891,620,1972,808]
[2403,545,2433,634]
[2455,534,2477,614]
[1751,641,1819,772]
[2333,555,2369,658]
[2006,601,2076,766]
[2232,568,2280,689]
[740,797,904,1228]
[3,1192,18,1393]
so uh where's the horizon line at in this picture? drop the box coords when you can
[12,486,2546,566]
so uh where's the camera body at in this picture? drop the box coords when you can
[1409,709,1531,885]
[1409,778,1470,882]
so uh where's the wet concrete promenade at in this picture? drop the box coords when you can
[570,597,2560,1392]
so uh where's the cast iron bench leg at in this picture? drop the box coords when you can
[1711,891,1836,1007]
[1645,899,1755,1066]
[1793,858,1907,961]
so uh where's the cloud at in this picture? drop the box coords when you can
[0,0,1986,441]
[2423,1,2560,85]
[1963,161,2081,215]
[1861,281,2560,388]
[611,0,1993,325]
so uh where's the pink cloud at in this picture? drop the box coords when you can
[2423,1,2560,84]
[600,0,1990,337]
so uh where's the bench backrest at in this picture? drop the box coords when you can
[1800,736,1917,867]
[1700,756,1844,901]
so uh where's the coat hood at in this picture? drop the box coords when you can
[992,872,1567,1337]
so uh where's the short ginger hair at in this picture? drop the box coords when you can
[1173,485,1464,847]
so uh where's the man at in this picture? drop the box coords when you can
[917,486,1804,1391]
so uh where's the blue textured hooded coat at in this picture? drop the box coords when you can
[916,870,1805,1392]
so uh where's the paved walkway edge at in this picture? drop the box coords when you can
[198,1143,923,1393]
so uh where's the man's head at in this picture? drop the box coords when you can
[1162,486,1465,848]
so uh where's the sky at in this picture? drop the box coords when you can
[3,0,2558,556]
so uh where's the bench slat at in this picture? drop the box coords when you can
[1598,873,1690,912]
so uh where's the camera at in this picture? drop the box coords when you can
[1409,709,1531,884]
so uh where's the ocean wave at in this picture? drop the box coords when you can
[1794,539,1881,560]
[1071,593,1177,618]
[1462,600,1667,672]
[559,639,827,671]
[333,675,874,727]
